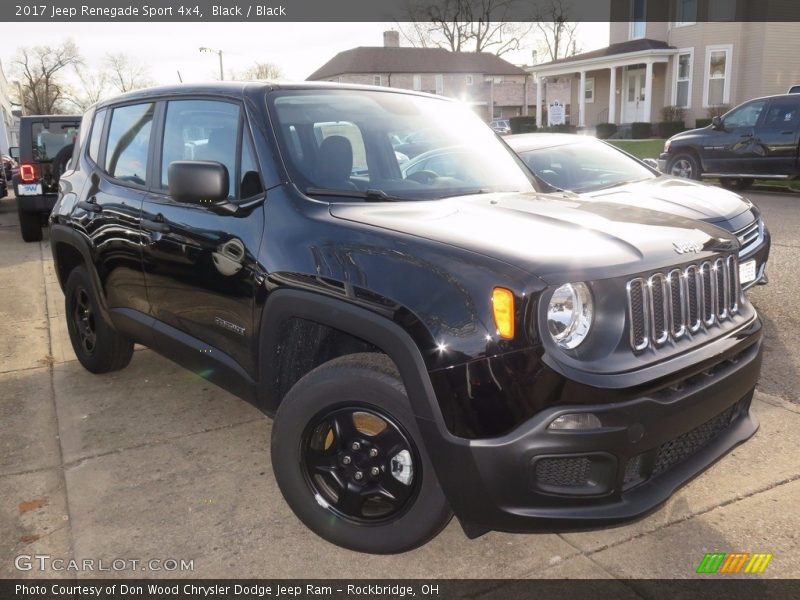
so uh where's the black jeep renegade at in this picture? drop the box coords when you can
[51,83,763,554]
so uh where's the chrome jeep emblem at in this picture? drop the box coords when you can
[673,241,703,255]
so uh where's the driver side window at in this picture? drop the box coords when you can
[104,103,155,185]
[723,100,766,129]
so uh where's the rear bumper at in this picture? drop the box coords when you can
[422,318,762,535]
[15,193,57,214]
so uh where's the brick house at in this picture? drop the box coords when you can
[527,3,800,129]
[307,31,533,121]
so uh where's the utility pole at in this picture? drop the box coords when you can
[199,47,224,80]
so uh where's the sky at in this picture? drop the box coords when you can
[1,22,609,86]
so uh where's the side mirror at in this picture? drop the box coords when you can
[641,158,659,170]
[168,161,229,205]
[711,116,723,130]
[8,146,19,160]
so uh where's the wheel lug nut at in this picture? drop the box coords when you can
[370,467,380,477]
[342,456,351,465]
[354,471,363,481]
[369,448,378,457]
[351,442,361,451]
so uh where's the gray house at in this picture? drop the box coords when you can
[307,31,533,121]
[528,8,800,128]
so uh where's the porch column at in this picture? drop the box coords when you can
[643,61,654,124]
[536,77,543,127]
[578,71,586,127]
[608,66,617,124]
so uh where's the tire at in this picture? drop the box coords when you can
[18,207,42,242]
[667,152,702,180]
[720,177,754,191]
[271,353,452,554]
[65,265,134,373]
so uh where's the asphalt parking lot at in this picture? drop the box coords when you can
[1,190,799,581]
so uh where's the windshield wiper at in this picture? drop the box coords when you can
[305,187,408,202]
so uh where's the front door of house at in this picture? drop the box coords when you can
[624,67,646,122]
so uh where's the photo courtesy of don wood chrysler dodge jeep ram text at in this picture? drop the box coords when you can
[50,82,763,554]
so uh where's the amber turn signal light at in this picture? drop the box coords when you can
[492,287,515,339]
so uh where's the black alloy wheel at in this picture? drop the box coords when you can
[71,287,97,355]
[302,406,418,522]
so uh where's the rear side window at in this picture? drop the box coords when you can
[160,99,240,198]
[88,109,107,163]
[105,103,155,185]
[763,98,800,127]
[31,121,79,162]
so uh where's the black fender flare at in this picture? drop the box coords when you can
[257,288,440,422]
[49,224,112,323]
[256,288,486,531]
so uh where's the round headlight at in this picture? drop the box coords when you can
[547,282,593,349]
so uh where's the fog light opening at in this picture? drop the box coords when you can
[548,413,602,431]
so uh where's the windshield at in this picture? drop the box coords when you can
[31,121,79,162]
[268,89,535,201]
[517,139,656,193]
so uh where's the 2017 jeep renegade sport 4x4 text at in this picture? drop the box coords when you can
[51,83,763,554]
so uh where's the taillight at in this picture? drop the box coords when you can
[20,163,37,183]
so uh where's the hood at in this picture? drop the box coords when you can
[330,192,737,284]
[580,176,752,225]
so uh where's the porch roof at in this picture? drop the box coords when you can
[528,38,677,77]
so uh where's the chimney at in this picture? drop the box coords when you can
[383,30,400,48]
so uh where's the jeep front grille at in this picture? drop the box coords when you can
[626,255,740,352]
[735,219,761,254]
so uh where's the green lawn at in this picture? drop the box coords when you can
[607,139,665,160]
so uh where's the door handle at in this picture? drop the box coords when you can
[739,133,753,138]
[141,217,170,233]
[77,198,102,213]
[781,130,793,135]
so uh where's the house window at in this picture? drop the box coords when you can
[630,0,646,39]
[675,0,697,25]
[674,49,693,108]
[584,77,595,103]
[435,74,444,94]
[373,75,382,86]
[466,74,473,86]
[413,74,421,91]
[704,44,732,107]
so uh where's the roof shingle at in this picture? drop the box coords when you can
[535,38,675,67]
[307,47,526,80]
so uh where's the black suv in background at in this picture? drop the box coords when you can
[660,93,800,190]
[51,83,763,554]
[12,114,80,241]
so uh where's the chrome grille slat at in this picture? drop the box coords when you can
[626,255,741,352]
[735,220,760,248]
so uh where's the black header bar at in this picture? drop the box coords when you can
[3,0,800,22]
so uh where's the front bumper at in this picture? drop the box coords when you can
[740,227,770,289]
[421,318,762,535]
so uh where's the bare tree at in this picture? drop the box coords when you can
[105,52,153,93]
[231,61,284,81]
[533,0,580,62]
[398,0,533,56]
[12,39,82,114]
[64,64,110,111]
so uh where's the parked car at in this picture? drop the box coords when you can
[507,133,770,289]
[788,85,800,94]
[12,114,81,241]
[658,93,800,190]
[489,118,511,135]
[51,82,763,554]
